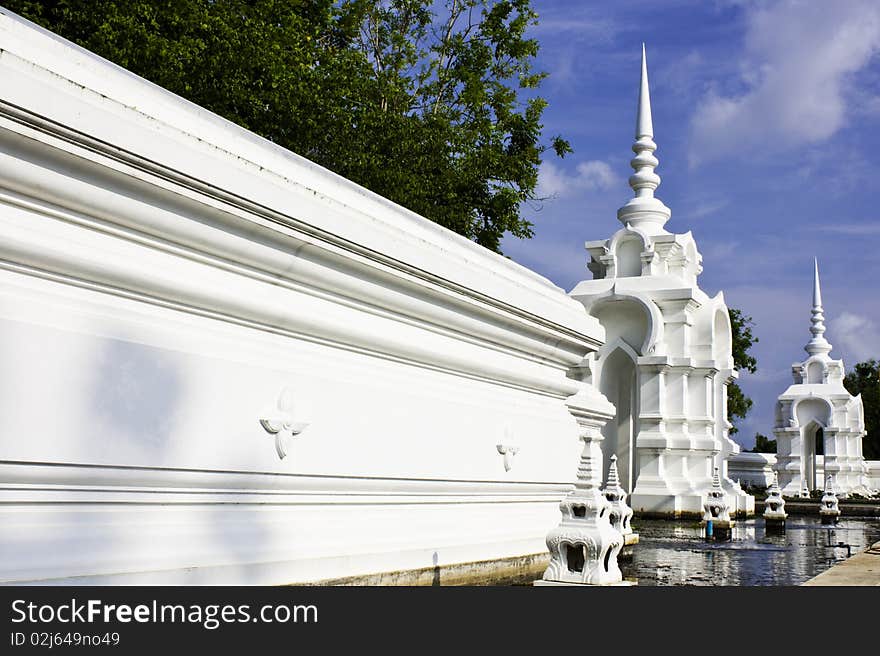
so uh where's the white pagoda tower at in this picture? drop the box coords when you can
[773,261,871,496]
[569,46,753,517]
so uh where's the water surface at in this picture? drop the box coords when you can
[620,517,880,585]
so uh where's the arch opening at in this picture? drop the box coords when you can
[616,239,642,278]
[804,423,825,491]
[598,347,638,493]
[712,309,732,362]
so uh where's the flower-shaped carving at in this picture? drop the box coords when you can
[259,387,309,460]
[496,443,520,472]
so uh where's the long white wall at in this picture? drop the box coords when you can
[0,12,612,584]
[728,452,880,492]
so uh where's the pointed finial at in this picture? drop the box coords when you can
[805,258,833,358]
[617,45,671,234]
[637,43,653,139]
[606,454,621,490]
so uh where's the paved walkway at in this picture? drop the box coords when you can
[802,541,880,586]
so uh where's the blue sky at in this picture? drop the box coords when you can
[500,0,880,449]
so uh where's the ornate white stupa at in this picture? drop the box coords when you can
[763,472,787,531]
[570,46,754,517]
[537,396,625,585]
[773,261,871,497]
[603,454,638,555]
[820,475,841,524]
[702,467,734,539]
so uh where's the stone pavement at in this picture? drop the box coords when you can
[802,541,880,586]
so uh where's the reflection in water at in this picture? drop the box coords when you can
[620,517,880,586]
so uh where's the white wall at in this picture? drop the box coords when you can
[0,11,611,584]
[729,452,880,494]
[727,452,778,489]
[866,461,880,491]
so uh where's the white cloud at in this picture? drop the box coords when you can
[699,238,740,261]
[537,160,619,198]
[815,222,880,235]
[830,312,880,363]
[690,0,880,165]
[683,198,730,221]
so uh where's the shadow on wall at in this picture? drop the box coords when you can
[88,337,184,453]
[85,336,277,583]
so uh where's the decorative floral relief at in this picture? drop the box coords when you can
[496,425,519,472]
[496,444,519,472]
[259,387,309,460]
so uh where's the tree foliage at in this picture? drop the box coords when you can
[727,307,758,435]
[5,0,569,252]
[749,433,776,453]
[844,359,880,460]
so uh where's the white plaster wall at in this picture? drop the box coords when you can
[0,11,610,584]
[727,453,777,488]
[729,452,880,494]
[868,462,880,491]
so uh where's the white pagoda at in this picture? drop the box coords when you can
[773,261,871,497]
[570,46,753,517]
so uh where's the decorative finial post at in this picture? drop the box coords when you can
[763,471,787,533]
[820,474,840,524]
[805,258,833,358]
[536,415,627,585]
[602,454,639,559]
[617,44,671,234]
[702,467,734,540]
[800,477,811,498]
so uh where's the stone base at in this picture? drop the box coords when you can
[619,533,640,561]
[534,579,637,586]
[702,519,734,540]
[306,552,550,586]
[630,490,705,519]
[764,517,786,534]
[820,513,840,525]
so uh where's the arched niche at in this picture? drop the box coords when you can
[795,398,831,428]
[615,238,643,278]
[801,420,825,491]
[597,345,638,493]
[593,299,650,356]
[847,397,864,431]
[795,399,832,491]
[806,361,824,384]
[685,240,698,265]
[712,308,732,363]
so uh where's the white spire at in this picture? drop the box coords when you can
[805,258,833,358]
[617,44,671,234]
[636,43,653,139]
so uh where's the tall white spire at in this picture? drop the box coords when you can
[636,43,653,140]
[617,44,671,234]
[805,258,833,358]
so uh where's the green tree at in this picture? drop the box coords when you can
[3,0,569,253]
[844,359,880,459]
[750,433,776,453]
[727,307,758,435]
